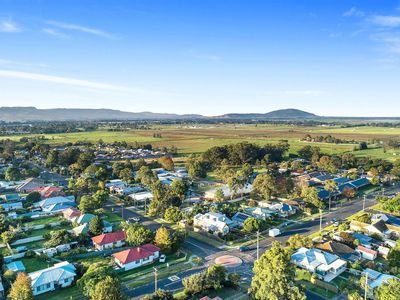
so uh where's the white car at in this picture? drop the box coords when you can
[159,254,166,263]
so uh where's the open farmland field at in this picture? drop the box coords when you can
[2,124,400,160]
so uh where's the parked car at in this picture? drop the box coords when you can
[239,246,256,252]
[128,216,140,223]
[159,254,166,262]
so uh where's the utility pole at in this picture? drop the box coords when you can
[364,271,368,300]
[153,267,158,292]
[121,204,124,219]
[319,209,323,232]
[363,195,366,212]
[256,230,260,260]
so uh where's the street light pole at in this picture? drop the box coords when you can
[153,267,158,292]
[319,209,323,232]
[256,230,260,260]
[121,204,124,219]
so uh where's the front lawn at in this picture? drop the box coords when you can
[24,215,62,226]
[102,211,124,223]
[35,285,83,300]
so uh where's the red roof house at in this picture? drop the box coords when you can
[62,207,81,220]
[91,231,127,250]
[112,244,160,270]
[356,245,378,260]
[35,186,64,198]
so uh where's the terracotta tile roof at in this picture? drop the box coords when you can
[91,231,126,246]
[112,244,160,264]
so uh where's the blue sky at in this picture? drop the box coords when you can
[1,0,400,116]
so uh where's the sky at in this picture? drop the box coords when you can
[1,0,400,117]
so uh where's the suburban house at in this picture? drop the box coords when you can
[232,212,252,227]
[268,202,296,217]
[1,201,23,212]
[105,179,127,193]
[91,230,127,250]
[34,196,75,212]
[364,268,400,296]
[16,178,45,193]
[62,207,81,220]
[112,244,160,271]
[193,212,234,235]
[28,261,76,296]
[356,246,378,261]
[291,247,347,282]
[315,241,360,263]
[35,186,64,199]
[0,193,20,202]
[129,191,154,202]
[204,184,252,200]
[350,219,400,238]
[70,213,95,225]
[245,207,275,220]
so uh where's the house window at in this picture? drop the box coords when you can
[46,283,51,289]
[64,278,69,283]
[37,286,41,292]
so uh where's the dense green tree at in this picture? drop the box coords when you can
[374,278,400,300]
[93,275,124,300]
[89,215,104,236]
[252,174,277,201]
[158,156,174,171]
[186,156,207,179]
[154,227,173,253]
[122,222,153,246]
[251,242,305,300]
[142,289,174,300]
[286,234,313,250]
[243,217,263,233]
[137,166,156,186]
[163,207,183,223]
[44,229,73,247]
[5,166,21,181]
[77,262,117,298]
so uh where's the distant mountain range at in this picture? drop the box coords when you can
[0,106,318,122]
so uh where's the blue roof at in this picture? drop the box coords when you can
[338,182,356,192]
[387,216,400,227]
[351,232,378,245]
[314,174,334,182]
[349,178,370,188]
[6,261,25,272]
[333,177,350,185]
[318,189,330,200]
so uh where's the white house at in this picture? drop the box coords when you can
[291,247,347,282]
[113,244,160,271]
[204,184,252,200]
[356,246,378,261]
[193,212,233,235]
[129,191,153,202]
[91,231,127,251]
[28,261,76,296]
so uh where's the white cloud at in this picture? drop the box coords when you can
[186,50,221,61]
[46,20,114,39]
[43,28,70,39]
[343,7,364,17]
[0,70,172,96]
[0,20,21,32]
[0,59,48,68]
[370,15,400,27]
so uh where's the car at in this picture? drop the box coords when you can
[159,254,166,262]
[128,216,140,223]
[239,246,256,252]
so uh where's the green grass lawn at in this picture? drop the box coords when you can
[187,231,224,248]
[21,256,52,273]
[35,285,83,300]
[102,211,124,223]
[18,239,46,250]
[24,215,62,227]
